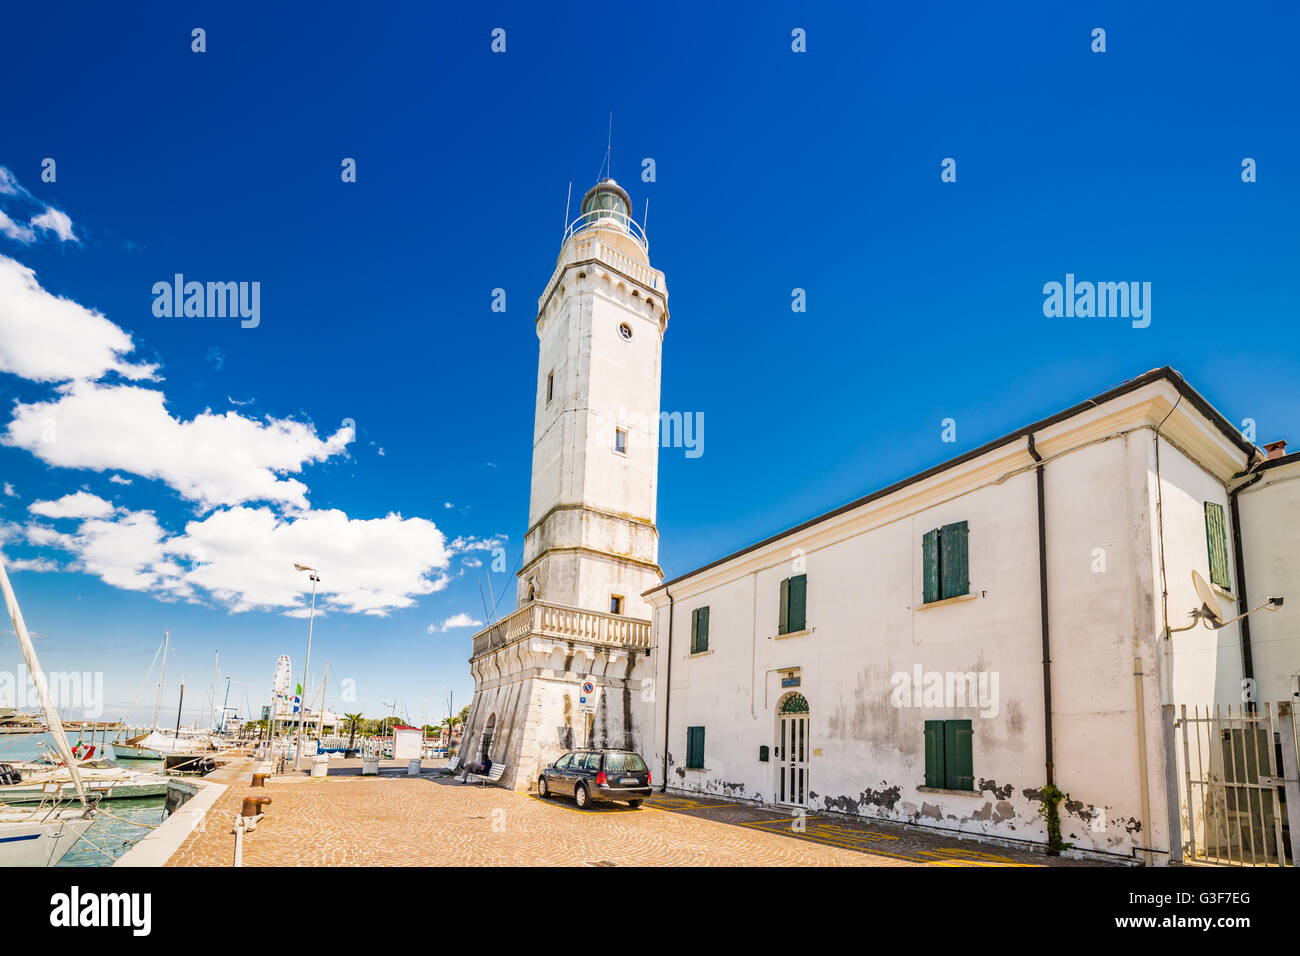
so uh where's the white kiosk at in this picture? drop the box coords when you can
[392,725,422,761]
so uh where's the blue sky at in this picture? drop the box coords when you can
[0,1,1296,726]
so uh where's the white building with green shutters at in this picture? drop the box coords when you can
[643,367,1299,865]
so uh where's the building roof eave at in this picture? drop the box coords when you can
[644,367,1260,599]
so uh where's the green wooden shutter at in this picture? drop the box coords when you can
[686,726,705,769]
[788,574,807,632]
[690,608,699,653]
[1204,502,1231,591]
[922,530,940,604]
[698,605,709,652]
[940,521,969,599]
[944,719,974,791]
[778,577,790,634]
[924,720,945,788]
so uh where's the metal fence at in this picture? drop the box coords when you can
[1176,701,1299,866]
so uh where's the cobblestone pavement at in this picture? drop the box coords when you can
[166,759,1101,867]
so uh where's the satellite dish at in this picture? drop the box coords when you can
[1192,570,1223,627]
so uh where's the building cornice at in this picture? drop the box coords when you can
[536,235,669,334]
[524,502,659,542]
[519,545,663,580]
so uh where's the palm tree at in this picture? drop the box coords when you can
[345,713,364,752]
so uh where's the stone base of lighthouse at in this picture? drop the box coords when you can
[461,601,653,791]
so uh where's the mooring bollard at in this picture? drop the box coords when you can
[241,795,271,818]
[250,773,269,788]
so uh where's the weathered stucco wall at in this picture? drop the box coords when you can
[644,398,1255,862]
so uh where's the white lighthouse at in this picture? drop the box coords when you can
[461,177,668,790]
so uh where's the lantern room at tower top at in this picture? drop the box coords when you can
[562,177,650,260]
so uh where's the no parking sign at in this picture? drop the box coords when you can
[579,680,597,713]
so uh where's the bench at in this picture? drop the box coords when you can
[465,763,506,787]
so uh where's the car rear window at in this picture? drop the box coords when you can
[581,752,601,770]
[603,752,647,773]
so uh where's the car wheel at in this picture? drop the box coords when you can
[627,799,642,809]
[574,783,590,809]
[538,777,549,798]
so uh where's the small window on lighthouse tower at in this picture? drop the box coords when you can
[614,428,628,455]
[618,322,633,341]
[546,371,554,403]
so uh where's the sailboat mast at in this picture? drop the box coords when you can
[317,660,329,736]
[152,630,170,732]
[0,556,88,804]
[174,678,185,739]
[210,650,219,731]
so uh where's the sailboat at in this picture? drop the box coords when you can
[113,632,216,759]
[0,556,97,867]
[0,754,170,803]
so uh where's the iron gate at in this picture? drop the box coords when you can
[1175,701,1300,866]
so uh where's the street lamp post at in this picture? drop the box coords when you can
[292,563,320,767]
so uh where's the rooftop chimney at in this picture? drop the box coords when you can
[1264,439,1288,460]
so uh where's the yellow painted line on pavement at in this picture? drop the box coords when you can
[736,815,1038,866]
[508,790,1038,866]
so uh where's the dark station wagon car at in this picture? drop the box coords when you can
[537,749,652,809]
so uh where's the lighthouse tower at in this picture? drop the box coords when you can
[461,177,668,790]
[519,178,668,616]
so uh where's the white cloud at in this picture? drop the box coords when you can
[4,381,354,510]
[432,613,483,633]
[0,174,452,621]
[0,256,157,383]
[28,208,76,243]
[5,556,59,572]
[0,210,34,243]
[42,509,178,593]
[0,168,78,246]
[3,482,14,497]
[28,491,115,519]
[29,505,451,616]
[448,534,507,552]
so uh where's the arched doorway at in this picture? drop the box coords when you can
[776,693,809,807]
[480,713,496,764]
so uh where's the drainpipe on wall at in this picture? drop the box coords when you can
[1026,434,1055,789]
[660,588,674,792]
[1229,470,1264,713]
[1152,404,1183,864]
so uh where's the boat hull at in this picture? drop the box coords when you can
[0,777,169,803]
[0,813,93,866]
[110,743,166,760]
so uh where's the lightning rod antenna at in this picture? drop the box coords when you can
[561,179,572,240]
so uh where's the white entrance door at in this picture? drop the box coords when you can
[777,695,810,806]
